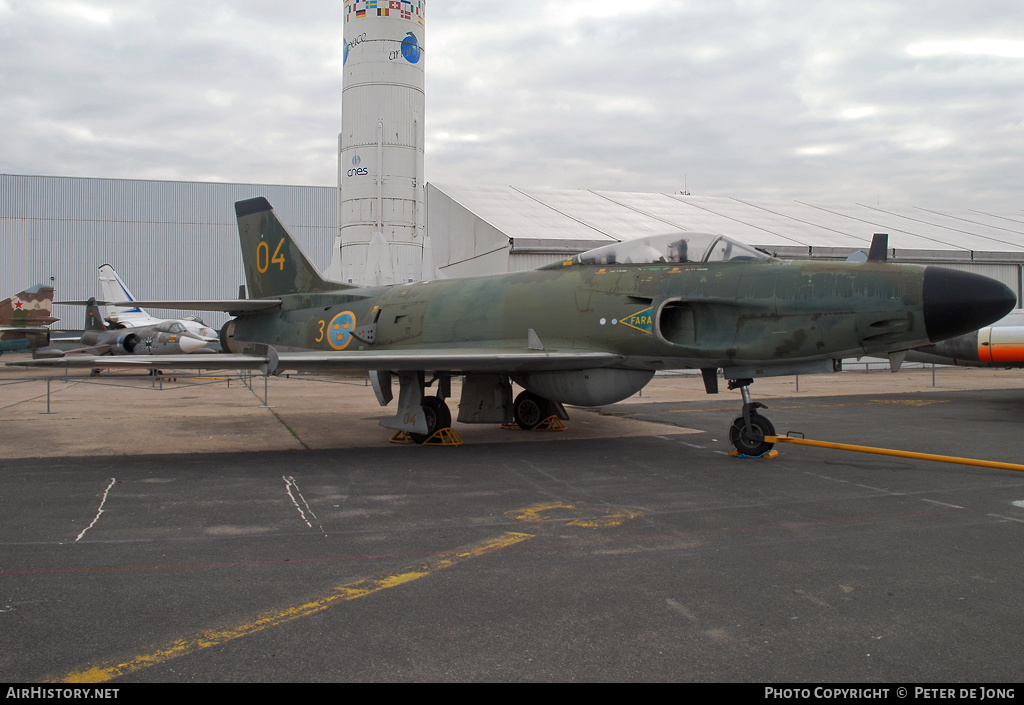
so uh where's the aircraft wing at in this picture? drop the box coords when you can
[270,349,623,373]
[59,299,282,314]
[8,353,271,371]
[0,327,53,335]
[7,348,624,374]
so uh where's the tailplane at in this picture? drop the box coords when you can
[0,284,57,326]
[235,197,351,299]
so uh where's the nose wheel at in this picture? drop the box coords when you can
[727,378,776,456]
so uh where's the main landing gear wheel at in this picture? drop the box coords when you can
[513,391,554,430]
[409,396,452,445]
[729,412,776,456]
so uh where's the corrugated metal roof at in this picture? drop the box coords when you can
[430,184,1024,260]
[436,184,618,244]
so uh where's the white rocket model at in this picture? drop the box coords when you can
[328,0,427,286]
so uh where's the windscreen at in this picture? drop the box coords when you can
[547,233,770,268]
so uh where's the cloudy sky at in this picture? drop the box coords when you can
[2,0,1022,212]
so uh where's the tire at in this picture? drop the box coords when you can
[729,413,776,456]
[409,397,452,444]
[513,391,553,430]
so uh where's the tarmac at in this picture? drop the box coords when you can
[0,356,1017,457]
[2,356,1024,683]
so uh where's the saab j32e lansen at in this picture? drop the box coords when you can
[17,197,1015,454]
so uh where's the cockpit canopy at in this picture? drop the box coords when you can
[542,233,771,269]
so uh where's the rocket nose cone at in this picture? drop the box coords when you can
[923,267,1017,343]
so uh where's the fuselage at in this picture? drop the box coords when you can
[82,320,211,355]
[224,257,943,372]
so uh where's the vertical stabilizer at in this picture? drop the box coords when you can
[98,264,159,326]
[235,197,351,299]
[0,285,57,326]
[83,298,108,332]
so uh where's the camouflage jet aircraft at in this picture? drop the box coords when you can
[33,298,216,358]
[0,284,57,354]
[13,197,1016,453]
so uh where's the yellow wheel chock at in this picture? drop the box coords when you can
[532,415,567,432]
[390,428,463,446]
[501,415,566,431]
[729,449,779,459]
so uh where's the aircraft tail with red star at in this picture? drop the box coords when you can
[0,284,58,327]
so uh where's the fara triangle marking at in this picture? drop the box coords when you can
[620,307,654,334]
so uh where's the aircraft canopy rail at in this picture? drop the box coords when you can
[542,233,771,269]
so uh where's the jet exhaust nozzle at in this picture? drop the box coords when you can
[923,267,1017,343]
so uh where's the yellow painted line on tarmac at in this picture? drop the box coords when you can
[53,501,644,683]
[54,531,534,684]
[505,502,644,528]
[767,435,1024,473]
[669,399,949,413]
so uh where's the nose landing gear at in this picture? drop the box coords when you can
[727,378,776,456]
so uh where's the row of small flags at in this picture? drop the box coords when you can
[346,0,425,23]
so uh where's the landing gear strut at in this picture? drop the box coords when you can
[380,371,454,444]
[727,378,776,456]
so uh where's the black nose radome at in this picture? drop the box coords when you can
[923,267,1017,343]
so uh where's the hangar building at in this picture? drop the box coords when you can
[2,172,1022,332]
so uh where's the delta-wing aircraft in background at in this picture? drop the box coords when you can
[97,263,220,349]
[0,284,57,354]
[34,298,217,358]
[11,197,1016,453]
[32,265,220,359]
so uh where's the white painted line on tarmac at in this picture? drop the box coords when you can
[283,475,323,534]
[919,498,964,510]
[988,514,1024,524]
[75,478,116,542]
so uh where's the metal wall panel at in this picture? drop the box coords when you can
[1,174,337,330]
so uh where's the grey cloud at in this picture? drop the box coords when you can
[1,0,1020,212]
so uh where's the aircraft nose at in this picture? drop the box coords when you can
[923,267,1017,342]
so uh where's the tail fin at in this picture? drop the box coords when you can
[98,264,157,326]
[235,197,350,299]
[83,298,109,332]
[0,284,58,326]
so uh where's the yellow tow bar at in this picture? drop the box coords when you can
[764,435,1024,474]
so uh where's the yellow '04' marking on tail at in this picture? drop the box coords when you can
[55,532,533,684]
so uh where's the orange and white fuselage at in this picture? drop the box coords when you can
[908,312,1024,366]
